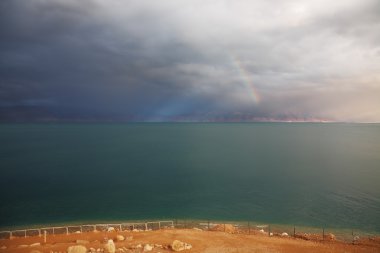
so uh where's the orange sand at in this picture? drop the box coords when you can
[1,228,379,253]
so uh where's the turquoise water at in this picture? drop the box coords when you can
[0,123,379,232]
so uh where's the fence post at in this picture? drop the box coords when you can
[24,230,26,238]
[53,227,55,235]
[248,222,250,234]
[66,227,69,235]
[39,229,41,237]
[145,223,148,231]
[44,231,47,243]
[158,222,161,230]
[322,228,325,240]
[208,220,210,230]
[80,226,83,233]
[293,226,295,237]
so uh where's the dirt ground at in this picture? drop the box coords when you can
[1,228,379,253]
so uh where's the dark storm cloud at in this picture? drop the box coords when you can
[1,0,379,122]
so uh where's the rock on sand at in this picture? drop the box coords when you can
[116,235,125,241]
[327,233,336,241]
[67,245,87,253]
[171,240,192,251]
[143,244,153,251]
[104,239,116,253]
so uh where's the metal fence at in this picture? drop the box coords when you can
[172,219,377,243]
[0,220,174,240]
[0,219,376,244]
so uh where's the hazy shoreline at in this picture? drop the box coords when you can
[1,219,379,239]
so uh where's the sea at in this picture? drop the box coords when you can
[0,123,379,234]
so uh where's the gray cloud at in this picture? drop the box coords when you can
[1,0,379,122]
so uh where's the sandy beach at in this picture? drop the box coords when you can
[1,227,379,253]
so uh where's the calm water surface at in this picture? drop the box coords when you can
[0,123,379,232]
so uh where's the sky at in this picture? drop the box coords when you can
[1,0,380,122]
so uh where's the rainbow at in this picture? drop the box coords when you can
[230,56,261,104]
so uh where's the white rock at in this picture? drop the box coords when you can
[89,248,96,253]
[136,244,142,248]
[67,245,87,253]
[143,244,153,251]
[270,232,273,236]
[104,239,116,253]
[281,232,289,237]
[154,244,163,248]
[171,240,192,252]
[125,236,133,241]
[30,243,41,247]
[193,228,202,231]
[116,235,125,241]
[75,231,81,234]
[259,229,265,234]
[107,227,115,232]
[327,233,336,241]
